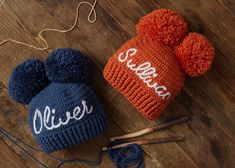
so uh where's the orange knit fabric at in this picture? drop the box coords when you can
[103,9,215,120]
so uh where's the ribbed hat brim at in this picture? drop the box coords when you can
[36,111,107,153]
[104,59,166,120]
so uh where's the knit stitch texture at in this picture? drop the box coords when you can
[29,83,106,153]
[103,9,215,120]
[8,48,107,153]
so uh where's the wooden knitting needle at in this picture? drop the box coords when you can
[102,136,184,151]
[110,116,189,141]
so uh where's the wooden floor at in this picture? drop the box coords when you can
[0,0,235,168]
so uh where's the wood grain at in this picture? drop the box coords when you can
[0,0,234,168]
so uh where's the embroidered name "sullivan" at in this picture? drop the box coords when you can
[118,48,171,99]
[33,100,93,134]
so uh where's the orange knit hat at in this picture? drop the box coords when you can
[103,9,215,120]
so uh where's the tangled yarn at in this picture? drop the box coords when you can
[108,143,144,168]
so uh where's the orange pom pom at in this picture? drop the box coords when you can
[175,33,215,77]
[136,9,188,47]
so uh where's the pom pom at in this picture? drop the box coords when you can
[175,33,215,77]
[136,9,188,47]
[8,59,49,104]
[45,48,90,83]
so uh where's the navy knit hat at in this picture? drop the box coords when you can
[8,48,107,153]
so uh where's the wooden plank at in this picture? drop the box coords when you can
[0,0,99,167]
[37,0,200,167]
[0,138,29,168]
[0,80,75,167]
[0,0,234,168]
[37,0,235,168]
[0,81,157,168]
[0,0,157,167]
[135,0,235,167]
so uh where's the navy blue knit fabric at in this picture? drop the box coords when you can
[8,48,107,153]
[8,59,49,105]
[45,48,90,84]
[28,83,107,153]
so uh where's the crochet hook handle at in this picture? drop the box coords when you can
[110,116,189,141]
[103,136,184,151]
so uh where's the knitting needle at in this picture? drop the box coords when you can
[110,116,189,141]
[102,136,184,151]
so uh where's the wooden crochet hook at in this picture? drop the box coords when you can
[110,116,189,141]
[102,136,184,151]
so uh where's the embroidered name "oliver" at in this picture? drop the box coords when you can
[33,100,93,134]
[118,48,171,99]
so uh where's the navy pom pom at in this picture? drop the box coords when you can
[45,48,90,83]
[8,59,49,105]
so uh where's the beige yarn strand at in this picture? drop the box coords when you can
[0,0,98,51]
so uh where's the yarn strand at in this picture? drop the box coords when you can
[0,127,103,168]
[0,128,49,168]
[0,127,145,168]
[0,127,62,162]
[0,0,98,50]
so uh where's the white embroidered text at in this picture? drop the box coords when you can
[33,100,93,134]
[118,48,171,99]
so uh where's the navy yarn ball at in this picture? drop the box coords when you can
[45,48,90,83]
[8,59,49,105]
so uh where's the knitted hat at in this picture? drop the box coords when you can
[103,9,215,120]
[8,48,107,153]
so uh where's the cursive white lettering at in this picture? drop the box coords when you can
[33,100,93,134]
[117,48,171,99]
